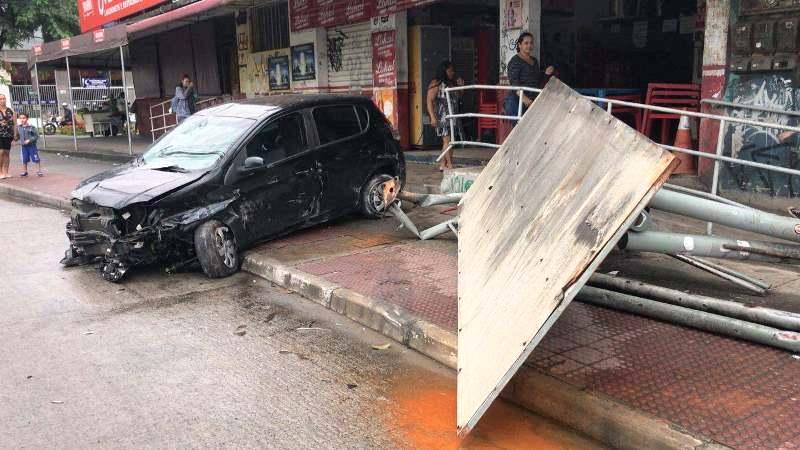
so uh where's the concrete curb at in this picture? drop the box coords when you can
[241,254,458,369]
[241,251,724,450]
[0,183,70,210]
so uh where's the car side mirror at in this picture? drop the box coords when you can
[243,156,264,169]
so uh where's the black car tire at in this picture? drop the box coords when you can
[361,173,394,219]
[194,220,240,278]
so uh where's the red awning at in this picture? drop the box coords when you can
[126,0,237,37]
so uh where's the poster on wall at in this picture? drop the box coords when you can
[372,30,397,88]
[504,0,523,30]
[269,55,291,90]
[291,44,317,81]
[81,77,110,89]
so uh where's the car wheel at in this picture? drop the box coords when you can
[194,220,240,278]
[361,173,394,219]
[43,123,56,135]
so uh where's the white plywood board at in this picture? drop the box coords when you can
[456,78,677,435]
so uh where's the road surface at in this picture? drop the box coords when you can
[0,198,603,449]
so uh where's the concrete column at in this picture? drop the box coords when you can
[698,0,731,178]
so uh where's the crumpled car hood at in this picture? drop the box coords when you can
[72,165,206,209]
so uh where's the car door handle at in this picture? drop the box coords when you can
[267,176,280,185]
[295,169,312,176]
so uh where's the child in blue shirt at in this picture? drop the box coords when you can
[17,113,43,177]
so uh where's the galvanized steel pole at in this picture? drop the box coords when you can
[33,62,46,150]
[119,46,133,156]
[588,274,799,330]
[621,231,784,263]
[577,285,800,353]
[64,56,78,152]
[650,189,800,242]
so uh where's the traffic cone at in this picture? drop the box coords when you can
[671,115,697,174]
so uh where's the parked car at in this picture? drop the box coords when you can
[61,95,406,282]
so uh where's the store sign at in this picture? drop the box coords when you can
[93,29,106,43]
[82,77,111,89]
[372,30,396,88]
[61,38,71,50]
[78,0,169,33]
[33,45,43,56]
[291,0,437,32]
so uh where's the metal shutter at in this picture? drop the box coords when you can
[326,21,372,91]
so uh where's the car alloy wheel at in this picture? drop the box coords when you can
[214,227,237,269]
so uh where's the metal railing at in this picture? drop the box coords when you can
[71,86,136,112]
[440,84,800,235]
[149,96,230,142]
[8,84,58,120]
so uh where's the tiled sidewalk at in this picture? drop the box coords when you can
[249,209,800,449]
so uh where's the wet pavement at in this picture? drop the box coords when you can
[0,197,603,449]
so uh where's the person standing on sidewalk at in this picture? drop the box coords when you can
[17,113,43,177]
[504,32,555,119]
[0,94,16,179]
[172,74,197,124]
[427,61,464,172]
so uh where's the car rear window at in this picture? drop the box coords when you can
[313,105,362,144]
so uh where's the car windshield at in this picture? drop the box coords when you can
[141,115,255,171]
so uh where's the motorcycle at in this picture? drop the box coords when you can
[42,114,73,135]
[42,114,60,135]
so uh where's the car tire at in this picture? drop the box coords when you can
[43,123,56,135]
[361,173,394,219]
[194,220,240,278]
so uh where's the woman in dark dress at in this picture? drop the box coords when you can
[504,32,555,119]
[0,94,15,179]
[427,61,464,171]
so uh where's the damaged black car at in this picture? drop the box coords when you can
[61,95,405,282]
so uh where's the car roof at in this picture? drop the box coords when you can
[196,94,375,120]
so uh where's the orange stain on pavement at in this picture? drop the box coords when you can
[386,371,605,450]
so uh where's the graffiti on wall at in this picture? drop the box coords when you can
[721,74,800,197]
[328,30,347,73]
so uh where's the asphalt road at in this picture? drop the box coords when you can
[0,198,603,449]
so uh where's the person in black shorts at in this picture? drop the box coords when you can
[0,94,15,179]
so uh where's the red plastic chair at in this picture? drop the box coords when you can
[477,90,499,142]
[606,93,643,131]
[640,83,701,144]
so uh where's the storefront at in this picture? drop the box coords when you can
[710,0,800,200]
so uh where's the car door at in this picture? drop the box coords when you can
[312,104,370,214]
[232,112,321,242]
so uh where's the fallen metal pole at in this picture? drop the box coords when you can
[662,183,754,210]
[621,231,784,263]
[389,202,457,241]
[576,286,800,353]
[588,274,799,330]
[650,189,800,242]
[419,218,459,241]
[389,203,420,238]
[722,241,800,261]
[679,256,772,290]
[671,254,767,295]
[398,191,463,207]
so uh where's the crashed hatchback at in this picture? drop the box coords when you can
[61,95,405,282]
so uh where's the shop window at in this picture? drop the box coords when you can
[314,106,362,144]
[251,2,290,53]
